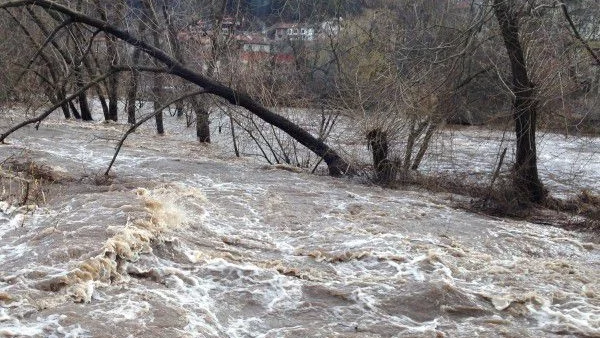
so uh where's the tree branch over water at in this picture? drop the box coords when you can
[0,0,352,176]
[105,89,208,176]
[0,66,166,143]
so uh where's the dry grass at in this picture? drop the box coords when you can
[543,190,600,232]
[0,158,70,206]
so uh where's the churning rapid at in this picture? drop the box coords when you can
[0,113,598,337]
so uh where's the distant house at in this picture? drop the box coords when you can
[91,33,108,53]
[272,22,315,41]
[235,33,295,66]
[235,33,270,64]
[176,26,211,45]
[320,19,342,36]
[238,34,272,53]
[178,16,242,41]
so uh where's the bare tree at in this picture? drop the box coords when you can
[0,0,351,176]
[492,0,546,202]
[1,0,597,198]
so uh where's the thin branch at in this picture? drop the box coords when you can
[0,0,352,176]
[14,17,73,89]
[26,7,72,68]
[561,2,600,67]
[455,66,494,90]
[104,89,207,175]
[0,66,167,143]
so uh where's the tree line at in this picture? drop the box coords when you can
[0,0,598,204]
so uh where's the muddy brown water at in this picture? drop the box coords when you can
[0,116,598,337]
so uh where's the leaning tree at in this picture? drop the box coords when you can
[1,0,597,204]
[0,0,351,176]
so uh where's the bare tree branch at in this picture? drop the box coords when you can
[0,0,352,176]
[561,2,600,66]
[0,66,167,143]
[105,89,208,176]
[12,16,73,90]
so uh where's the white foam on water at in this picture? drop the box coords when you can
[0,313,90,337]
[0,112,598,337]
[88,298,152,323]
[528,299,600,336]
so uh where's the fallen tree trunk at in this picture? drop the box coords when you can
[0,0,352,176]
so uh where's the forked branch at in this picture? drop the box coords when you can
[561,2,600,66]
[0,0,352,176]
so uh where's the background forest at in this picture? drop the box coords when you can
[0,0,599,207]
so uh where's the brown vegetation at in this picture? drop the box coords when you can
[399,172,599,234]
[0,0,598,207]
[0,157,65,205]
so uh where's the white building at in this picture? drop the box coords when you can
[273,23,315,41]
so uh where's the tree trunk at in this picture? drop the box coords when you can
[78,93,92,120]
[106,35,119,122]
[367,128,395,184]
[411,122,438,171]
[162,3,211,142]
[107,72,119,121]
[68,100,80,119]
[52,90,72,119]
[192,97,211,142]
[0,0,352,176]
[125,48,142,124]
[96,88,109,119]
[153,87,164,135]
[195,111,211,142]
[125,74,139,125]
[81,56,108,119]
[196,110,210,142]
[175,103,184,118]
[493,0,545,202]
[95,0,120,122]
[61,102,72,119]
[150,59,164,135]
[143,0,164,134]
[74,63,93,120]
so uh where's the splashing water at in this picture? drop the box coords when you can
[0,114,598,337]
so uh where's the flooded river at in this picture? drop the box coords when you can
[0,114,598,337]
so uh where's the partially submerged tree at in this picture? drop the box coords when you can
[492,0,546,202]
[0,0,598,204]
[319,1,486,181]
[0,0,351,176]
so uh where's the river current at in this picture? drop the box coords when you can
[0,113,598,337]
